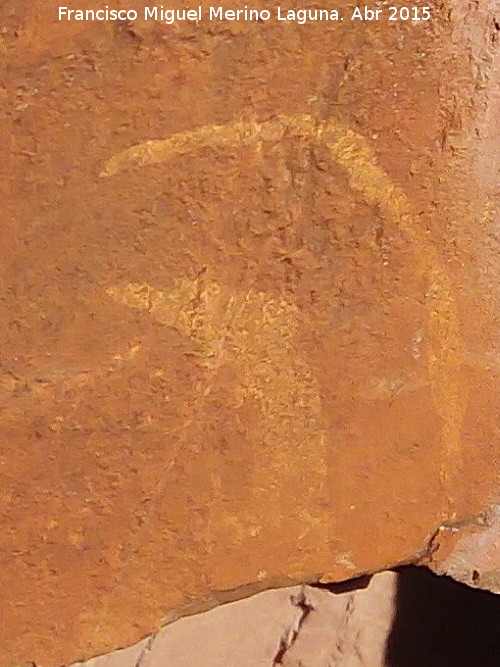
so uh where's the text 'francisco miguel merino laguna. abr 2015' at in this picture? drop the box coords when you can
[57,6,432,24]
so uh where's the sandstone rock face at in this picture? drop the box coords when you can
[423,504,500,593]
[71,573,397,667]
[69,568,500,667]
[1,0,500,665]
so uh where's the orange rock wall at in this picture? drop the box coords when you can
[1,1,499,664]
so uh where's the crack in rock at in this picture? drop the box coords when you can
[420,504,500,593]
[272,587,315,665]
[133,632,158,667]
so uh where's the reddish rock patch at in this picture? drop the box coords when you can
[1,1,499,665]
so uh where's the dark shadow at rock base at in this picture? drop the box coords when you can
[386,566,500,667]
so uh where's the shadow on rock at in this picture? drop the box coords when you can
[385,566,500,667]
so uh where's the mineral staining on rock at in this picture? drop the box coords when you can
[2,1,500,665]
[102,113,464,497]
[106,278,329,512]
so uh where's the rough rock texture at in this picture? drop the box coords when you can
[71,572,397,667]
[1,0,500,665]
[423,504,500,593]
[69,567,500,667]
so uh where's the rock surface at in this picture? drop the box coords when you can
[1,1,500,665]
[71,572,397,667]
[69,567,500,667]
[423,504,500,593]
